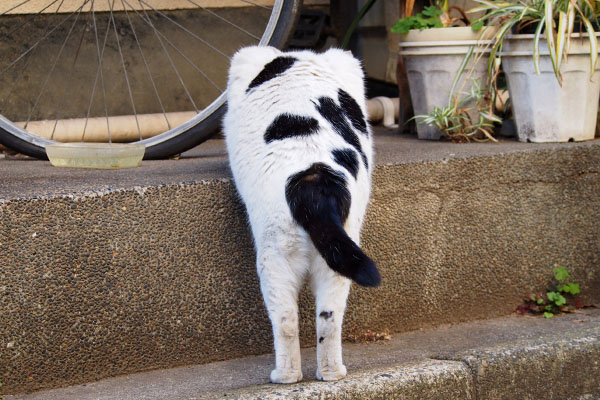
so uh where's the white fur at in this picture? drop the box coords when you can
[224,46,373,383]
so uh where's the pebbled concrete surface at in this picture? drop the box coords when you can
[5,309,599,399]
[1,129,600,393]
[3,130,600,200]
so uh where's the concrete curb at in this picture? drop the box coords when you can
[457,335,600,400]
[211,322,600,400]
[207,360,474,400]
[6,310,599,400]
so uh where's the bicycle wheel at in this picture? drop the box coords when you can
[0,0,302,160]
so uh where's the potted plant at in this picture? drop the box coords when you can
[393,0,498,139]
[471,0,600,142]
[413,73,501,142]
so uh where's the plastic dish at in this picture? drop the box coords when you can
[45,142,145,169]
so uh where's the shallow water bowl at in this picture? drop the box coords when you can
[45,142,145,169]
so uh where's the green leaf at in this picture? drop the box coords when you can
[569,282,580,295]
[560,282,581,295]
[545,305,554,311]
[544,312,555,319]
[537,298,545,305]
[554,267,570,282]
[547,291,567,306]
[391,18,414,34]
[391,5,444,34]
[471,20,485,31]
[422,5,443,18]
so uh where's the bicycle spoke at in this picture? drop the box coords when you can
[0,0,33,16]
[121,0,171,130]
[139,0,230,60]
[123,0,200,113]
[129,0,199,111]
[0,0,69,115]
[0,50,34,115]
[2,0,61,39]
[24,0,79,129]
[85,0,113,142]
[159,33,225,95]
[0,2,92,77]
[51,5,92,140]
[186,0,260,41]
[238,0,272,10]
[138,2,224,94]
[109,0,142,140]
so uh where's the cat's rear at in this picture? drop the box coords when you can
[224,46,380,383]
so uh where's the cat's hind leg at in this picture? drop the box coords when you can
[257,233,308,384]
[310,254,351,381]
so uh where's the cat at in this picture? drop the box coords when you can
[223,45,380,384]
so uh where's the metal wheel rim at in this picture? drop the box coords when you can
[0,0,284,150]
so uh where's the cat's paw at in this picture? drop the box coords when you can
[270,368,303,384]
[316,364,347,381]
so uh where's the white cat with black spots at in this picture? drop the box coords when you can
[224,45,380,384]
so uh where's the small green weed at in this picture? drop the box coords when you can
[391,5,444,33]
[517,267,585,318]
[390,0,472,34]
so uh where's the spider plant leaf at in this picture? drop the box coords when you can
[518,4,532,21]
[440,0,449,13]
[468,5,492,15]
[489,19,516,75]
[556,10,568,68]
[579,0,594,11]
[565,2,575,56]
[544,0,561,84]
[449,46,474,106]
[481,110,502,124]
[495,17,517,42]
[471,0,508,11]
[478,127,498,142]
[534,16,546,75]
[581,15,598,78]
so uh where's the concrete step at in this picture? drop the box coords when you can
[2,129,600,394]
[6,310,600,400]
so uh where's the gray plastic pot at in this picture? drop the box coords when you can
[502,33,600,142]
[398,27,495,140]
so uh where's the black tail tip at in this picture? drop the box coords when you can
[353,258,381,288]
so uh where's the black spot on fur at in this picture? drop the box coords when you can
[264,114,319,144]
[286,163,381,287]
[246,56,297,92]
[338,89,367,134]
[319,337,325,343]
[315,96,368,170]
[332,148,359,179]
[286,163,350,225]
[319,311,333,320]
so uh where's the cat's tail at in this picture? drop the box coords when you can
[285,163,381,287]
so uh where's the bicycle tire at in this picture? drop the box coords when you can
[0,0,302,160]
